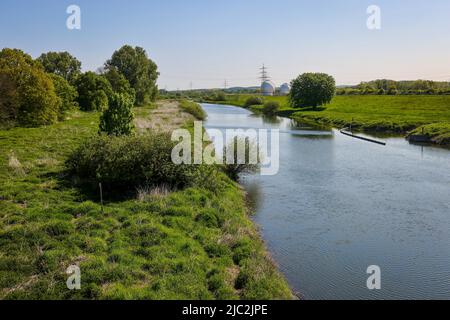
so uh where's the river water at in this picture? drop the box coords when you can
[201,103,450,300]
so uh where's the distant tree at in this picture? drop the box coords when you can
[102,67,136,104]
[244,96,263,107]
[289,73,335,109]
[50,74,78,120]
[99,93,134,136]
[75,72,112,111]
[0,48,59,127]
[105,45,159,105]
[37,51,81,83]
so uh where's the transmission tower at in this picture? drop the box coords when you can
[259,64,271,83]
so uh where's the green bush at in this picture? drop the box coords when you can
[0,48,60,127]
[262,101,280,116]
[99,93,135,136]
[75,72,112,111]
[179,100,206,120]
[289,73,335,109]
[50,74,78,120]
[244,96,263,108]
[66,133,196,192]
[222,137,259,181]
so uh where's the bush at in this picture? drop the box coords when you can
[289,73,335,109]
[222,137,259,181]
[244,96,263,107]
[0,48,60,127]
[50,74,78,120]
[66,133,196,192]
[99,93,135,136]
[262,101,280,116]
[179,100,206,120]
[75,72,112,111]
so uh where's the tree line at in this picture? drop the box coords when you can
[337,79,450,95]
[0,45,159,129]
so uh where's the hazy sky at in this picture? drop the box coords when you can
[1,0,450,89]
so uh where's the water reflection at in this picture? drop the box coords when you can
[202,103,450,300]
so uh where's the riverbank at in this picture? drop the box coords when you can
[0,101,292,299]
[203,95,450,146]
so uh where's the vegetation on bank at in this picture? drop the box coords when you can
[408,123,450,145]
[0,103,292,300]
[179,100,207,120]
[207,94,450,143]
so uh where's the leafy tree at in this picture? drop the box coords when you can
[102,67,136,104]
[75,72,112,111]
[244,96,263,107]
[0,48,59,127]
[289,73,335,109]
[37,51,81,83]
[99,93,134,136]
[50,74,78,120]
[105,45,159,105]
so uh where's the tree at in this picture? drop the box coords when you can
[50,74,78,120]
[99,93,134,136]
[0,48,59,127]
[105,45,159,105]
[102,67,136,104]
[289,73,335,109]
[75,72,112,111]
[37,51,81,83]
[262,101,280,116]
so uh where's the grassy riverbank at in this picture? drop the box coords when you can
[0,102,292,300]
[206,94,450,145]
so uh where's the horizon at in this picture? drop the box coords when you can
[1,0,450,90]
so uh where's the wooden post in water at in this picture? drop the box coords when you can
[99,182,104,213]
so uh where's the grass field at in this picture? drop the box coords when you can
[210,94,450,144]
[0,103,292,300]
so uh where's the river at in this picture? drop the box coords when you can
[202,103,450,300]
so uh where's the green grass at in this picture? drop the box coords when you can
[212,94,450,141]
[409,122,450,145]
[0,106,291,300]
[179,99,207,120]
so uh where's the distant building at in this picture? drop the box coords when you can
[261,81,276,96]
[280,83,290,95]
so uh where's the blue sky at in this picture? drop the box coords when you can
[1,0,450,89]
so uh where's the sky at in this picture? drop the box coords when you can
[1,0,450,90]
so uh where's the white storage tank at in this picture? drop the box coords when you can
[261,81,275,96]
[280,83,290,95]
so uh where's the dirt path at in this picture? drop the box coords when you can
[134,100,195,133]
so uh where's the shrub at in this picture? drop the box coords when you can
[50,74,78,120]
[75,72,112,111]
[66,133,196,192]
[0,48,60,127]
[262,101,280,116]
[179,100,206,120]
[99,93,135,136]
[244,96,263,108]
[289,73,335,109]
[222,137,259,181]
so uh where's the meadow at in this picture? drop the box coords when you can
[0,103,292,300]
[213,94,450,144]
